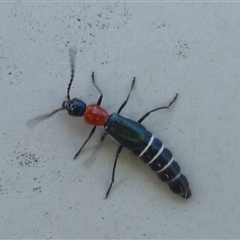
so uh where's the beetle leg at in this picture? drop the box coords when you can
[74,126,97,159]
[105,145,124,198]
[117,77,136,114]
[138,94,178,123]
[101,77,135,143]
[91,72,103,105]
[101,132,108,142]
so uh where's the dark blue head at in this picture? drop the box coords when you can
[63,98,86,117]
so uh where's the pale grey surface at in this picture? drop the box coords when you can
[1,2,240,239]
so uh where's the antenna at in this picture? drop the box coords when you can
[67,47,76,100]
[26,48,76,128]
[26,106,64,129]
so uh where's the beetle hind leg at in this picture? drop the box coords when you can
[105,145,124,198]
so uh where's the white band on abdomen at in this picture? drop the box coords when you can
[138,135,154,157]
[147,144,165,165]
[157,156,174,173]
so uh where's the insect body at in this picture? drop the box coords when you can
[29,49,191,199]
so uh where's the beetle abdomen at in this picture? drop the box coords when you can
[104,113,191,199]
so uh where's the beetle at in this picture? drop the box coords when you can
[28,48,191,199]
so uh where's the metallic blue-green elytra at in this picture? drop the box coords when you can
[104,113,152,155]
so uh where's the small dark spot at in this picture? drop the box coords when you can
[33,187,41,193]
